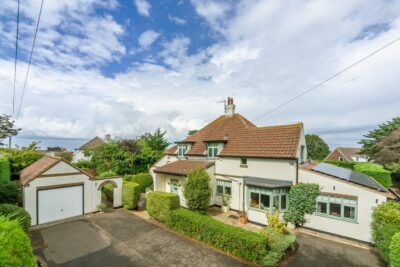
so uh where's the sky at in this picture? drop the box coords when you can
[0,0,400,150]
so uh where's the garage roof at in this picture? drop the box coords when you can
[20,156,91,185]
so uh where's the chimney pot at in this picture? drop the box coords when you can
[224,97,236,117]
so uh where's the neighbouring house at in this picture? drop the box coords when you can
[72,136,107,162]
[325,147,368,162]
[150,97,395,242]
[20,155,122,225]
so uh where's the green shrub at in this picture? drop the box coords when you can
[261,228,296,267]
[147,191,180,222]
[183,168,211,214]
[371,201,400,262]
[122,181,140,210]
[283,183,320,226]
[0,204,31,232]
[2,149,42,173]
[101,183,114,204]
[0,216,36,267]
[266,210,286,234]
[75,160,95,169]
[390,232,400,267]
[322,160,355,170]
[166,208,268,264]
[0,156,11,183]
[98,170,117,177]
[0,182,19,205]
[124,173,153,193]
[354,163,392,188]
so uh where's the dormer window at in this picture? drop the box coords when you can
[207,143,219,158]
[177,144,187,157]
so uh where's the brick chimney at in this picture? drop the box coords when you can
[224,97,235,117]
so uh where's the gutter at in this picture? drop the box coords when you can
[295,158,299,184]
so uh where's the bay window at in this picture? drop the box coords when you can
[247,186,288,212]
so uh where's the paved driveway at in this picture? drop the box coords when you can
[30,210,249,267]
[283,233,385,267]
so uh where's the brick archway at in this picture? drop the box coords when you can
[97,180,118,191]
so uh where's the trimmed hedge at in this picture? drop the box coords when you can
[261,228,296,267]
[166,208,268,264]
[0,156,11,183]
[147,191,180,222]
[0,181,19,205]
[0,216,36,267]
[122,182,140,210]
[322,161,392,188]
[390,232,400,267]
[0,204,31,232]
[371,201,400,262]
[124,173,153,193]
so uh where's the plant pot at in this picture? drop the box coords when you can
[221,205,230,213]
[239,213,248,224]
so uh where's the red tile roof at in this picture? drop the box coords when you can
[20,156,61,185]
[78,136,104,150]
[154,160,215,176]
[165,113,302,159]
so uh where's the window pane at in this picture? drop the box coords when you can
[273,195,279,210]
[241,158,247,165]
[260,194,270,210]
[217,185,223,195]
[213,147,218,156]
[329,203,341,217]
[344,206,356,220]
[250,192,260,208]
[281,195,287,210]
[225,186,231,195]
[317,202,327,214]
[208,148,212,157]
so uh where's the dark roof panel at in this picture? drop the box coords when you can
[244,176,292,189]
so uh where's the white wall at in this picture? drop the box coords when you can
[299,169,387,242]
[72,150,90,163]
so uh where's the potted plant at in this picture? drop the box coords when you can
[239,211,248,224]
[221,193,231,213]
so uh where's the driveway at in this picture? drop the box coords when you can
[282,233,385,267]
[30,210,249,267]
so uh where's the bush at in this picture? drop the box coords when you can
[98,170,117,177]
[283,183,320,226]
[124,173,153,193]
[371,201,400,262]
[75,160,95,169]
[147,191,180,222]
[390,232,400,267]
[166,208,268,264]
[101,183,114,204]
[322,160,355,170]
[261,228,296,267]
[0,216,36,267]
[0,156,11,183]
[2,149,42,173]
[0,181,19,205]
[0,204,31,232]
[354,163,392,188]
[122,181,140,210]
[183,168,211,214]
[266,210,286,234]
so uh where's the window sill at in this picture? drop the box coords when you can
[248,207,286,213]
[240,164,248,168]
[315,213,358,224]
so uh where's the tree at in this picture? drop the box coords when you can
[0,115,21,147]
[305,134,330,160]
[141,128,169,153]
[371,128,400,173]
[183,168,211,214]
[283,183,320,226]
[188,129,198,136]
[359,117,400,157]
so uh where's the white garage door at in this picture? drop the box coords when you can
[38,185,83,224]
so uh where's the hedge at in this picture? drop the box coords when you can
[0,156,11,183]
[147,191,180,222]
[371,201,400,262]
[0,182,19,205]
[166,208,268,264]
[124,173,153,193]
[0,216,36,267]
[122,182,140,210]
[261,228,296,267]
[390,232,400,267]
[0,204,31,232]
[322,161,392,188]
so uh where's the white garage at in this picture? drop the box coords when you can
[20,156,123,226]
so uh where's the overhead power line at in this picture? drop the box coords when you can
[252,36,400,122]
[12,0,20,118]
[16,0,44,121]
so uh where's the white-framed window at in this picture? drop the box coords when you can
[248,186,288,212]
[216,179,232,196]
[207,143,219,158]
[177,144,187,157]
[240,158,247,166]
[170,179,179,194]
[316,194,357,223]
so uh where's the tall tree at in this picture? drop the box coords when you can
[141,128,169,153]
[359,117,400,157]
[305,134,330,160]
[372,128,400,173]
[0,115,21,147]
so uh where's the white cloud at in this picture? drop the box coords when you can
[138,30,161,48]
[190,0,231,31]
[134,0,151,17]
[168,15,187,25]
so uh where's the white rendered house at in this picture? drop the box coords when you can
[151,97,394,242]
